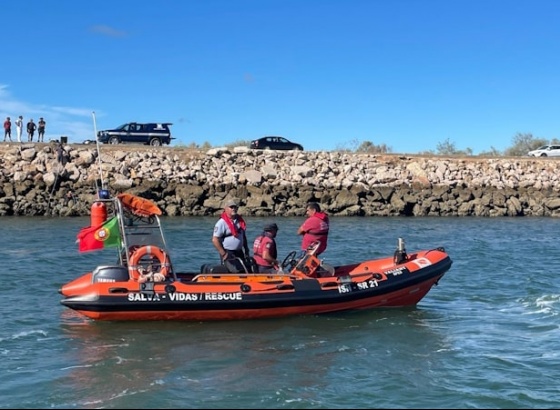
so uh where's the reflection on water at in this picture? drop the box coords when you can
[57,308,450,408]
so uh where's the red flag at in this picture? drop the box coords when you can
[77,217,121,252]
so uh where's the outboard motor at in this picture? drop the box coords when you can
[393,237,408,265]
[92,265,129,283]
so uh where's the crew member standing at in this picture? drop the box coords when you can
[297,202,330,256]
[212,199,250,272]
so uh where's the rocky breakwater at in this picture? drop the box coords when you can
[0,142,560,217]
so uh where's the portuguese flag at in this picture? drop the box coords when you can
[77,217,121,252]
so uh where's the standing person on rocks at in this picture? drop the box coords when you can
[212,199,250,273]
[27,119,36,142]
[297,202,330,256]
[3,117,12,142]
[56,141,66,164]
[37,117,46,142]
[15,116,23,143]
[252,223,280,273]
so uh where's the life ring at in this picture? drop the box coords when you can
[120,245,139,265]
[128,245,170,282]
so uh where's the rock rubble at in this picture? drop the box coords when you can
[0,143,559,217]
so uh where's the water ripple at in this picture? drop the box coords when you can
[0,217,559,408]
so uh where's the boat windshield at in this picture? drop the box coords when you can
[122,219,166,250]
[110,197,170,268]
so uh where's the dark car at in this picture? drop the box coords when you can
[249,136,303,151]
[97,122,173,146]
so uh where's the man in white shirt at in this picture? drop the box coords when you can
[15,116,23,143]
[212,199,250,272]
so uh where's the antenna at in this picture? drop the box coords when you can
[92,112,109,199]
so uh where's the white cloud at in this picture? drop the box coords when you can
[89,25,127,37]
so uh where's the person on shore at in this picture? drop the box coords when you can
[297,202,330,256]
[212,199,250,272]
[37,117,46,142]
[56,141,68,165]
[27,119,36,142]
[15,116,23,143]
[252,223,280,273]
[3,117,12,142]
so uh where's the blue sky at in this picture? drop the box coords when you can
[2,0,560,154]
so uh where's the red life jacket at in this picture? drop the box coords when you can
[220,212,246,237]
[253,233,277,267]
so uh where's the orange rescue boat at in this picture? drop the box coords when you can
[59,193,453,321]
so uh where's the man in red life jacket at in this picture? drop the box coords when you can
[212,199,250,272]
[297,202,329,256]
[252,223,280,273]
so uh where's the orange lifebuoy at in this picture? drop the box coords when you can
[128,245,170,282]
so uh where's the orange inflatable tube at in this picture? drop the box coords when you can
[117,193,162,217]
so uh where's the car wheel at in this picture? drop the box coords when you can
[109,136,120,144]
[150,138,162,146]
[264,146,271,150]
[295,146,303,151]
[540,153,548,157]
